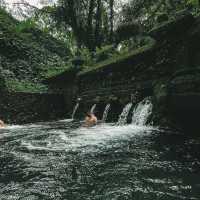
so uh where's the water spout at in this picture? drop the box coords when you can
[117,103,133,126]
[132,97,153,126]
[131,91,140,103]
[102,104,111,123]
[71,103,80,119]
[90,104,97,114]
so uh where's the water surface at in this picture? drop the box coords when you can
[0,121,199,200]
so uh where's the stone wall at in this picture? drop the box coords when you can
[43,11,200,131]
[0,92,67,124]
[161,68,200,132]
[75,12,198,120]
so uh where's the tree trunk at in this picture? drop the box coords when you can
[95,0,102,48]
[66,1,81,48]
[109,0,114,42]
[87,0,96,51]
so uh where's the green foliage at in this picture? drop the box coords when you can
[80,39,156,74]
[186,0,199,7]
[77,45,119,68]
[34,7,76,55]
[95,45,115,63]
[15,19,36,33]
[1,0,200,91]
[115,22,143,43]
[42,63,71,79]
[118,36,154,53]
[120,0,200,31]
[0,7,18,29]
[43,0,116,51]
[0,8,71,92]
[76,36,153,72]
[79,48,95,66]
[5,79,48,93]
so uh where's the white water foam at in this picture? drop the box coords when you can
[3,123,52,130]
[3,114,155,154]
[58,119,74,122]
[2,125,26,129]
[19,123,154,153]
[21,141,62,152]
[58,124,153,152]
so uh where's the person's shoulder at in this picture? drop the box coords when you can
[93,117,97,122]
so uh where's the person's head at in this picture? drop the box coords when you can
[86,112,92,118]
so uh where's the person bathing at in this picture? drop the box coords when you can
[0,120,5,128]
[84,112,97,127]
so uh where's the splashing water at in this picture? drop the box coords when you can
[0,120,199,200]
[90,104,97,114]
[102,104,111,122]
[117,103,132,125]
[132,97,153,126]
[72,103,80,119]
[58,123,153,152]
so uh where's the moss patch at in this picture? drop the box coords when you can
[5,79,48,93]
[79,40,156,75]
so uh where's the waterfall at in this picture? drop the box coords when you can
[71,103,79,119]
[102,104,111,122]
[131,91,140,104]
[117,103,133,125]
[132,97,153,126]
[90,104,97,114]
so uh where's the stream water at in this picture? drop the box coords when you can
[0,120,199,200]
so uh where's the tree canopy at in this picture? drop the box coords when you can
[2,0,200,53]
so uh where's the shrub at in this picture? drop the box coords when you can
[15,19,36,33]
[5,79,48,93]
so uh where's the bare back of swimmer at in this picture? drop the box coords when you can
[84,112,97,127]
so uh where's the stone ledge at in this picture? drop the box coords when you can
[149,10,194,41]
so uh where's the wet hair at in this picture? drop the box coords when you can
[86,112,93,118]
